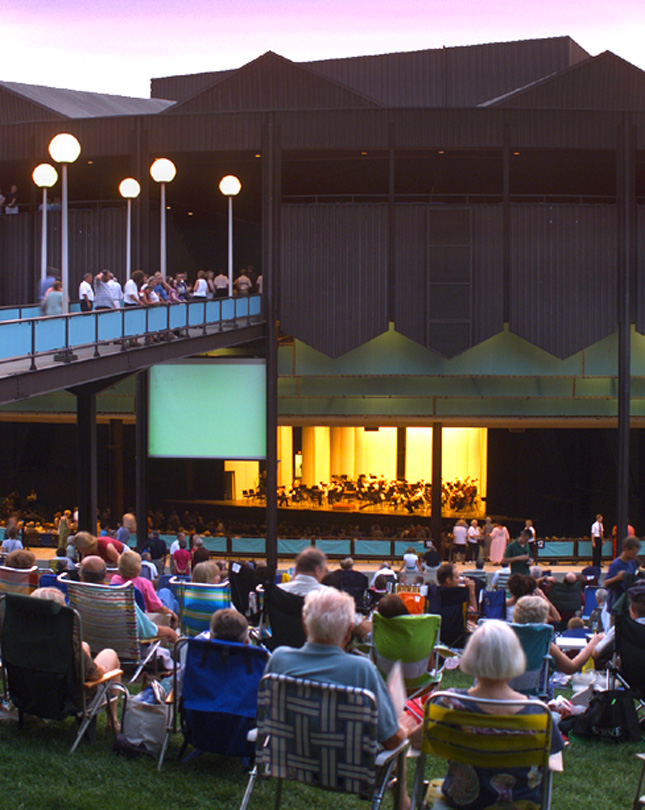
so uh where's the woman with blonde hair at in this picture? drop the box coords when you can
[192,561,220,584]
[73,531,125,565]
[111,551,177,626]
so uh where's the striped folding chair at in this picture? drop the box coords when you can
[239,673,409,810]
[65,579,160,683]
[0,564,39,596]
[171,578,232,637]
[411,691,554,810]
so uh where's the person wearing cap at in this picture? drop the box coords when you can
[593,580,645,663]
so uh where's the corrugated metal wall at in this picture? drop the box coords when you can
[170,54,380,115]
[392,205,504,357]
[280,204,389,358]
[0,88,65,125]
[509,204,618,358]
[0,208,126,306]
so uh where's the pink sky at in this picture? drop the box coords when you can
[4,0,644,97]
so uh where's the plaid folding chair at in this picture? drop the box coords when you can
[239,673,409,810]
[1,593,125,753]
[0,564,39,596]
[372,613,447,698]
[171,578,232,637]
[65,579,160,683]
[410,690,554,810]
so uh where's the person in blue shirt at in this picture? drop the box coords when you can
[604,536,642,609]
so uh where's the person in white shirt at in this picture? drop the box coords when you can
[79,273,95,312]
[123,270,144,306]
[234,271,252,295]
[591,513,604,568]
[107,276,123,306]
[213,271,229,297]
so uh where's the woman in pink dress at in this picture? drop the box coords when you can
[489,523,509,564]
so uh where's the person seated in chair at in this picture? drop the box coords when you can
[266,588,419,809]
[79,556,178,644]
[513,595,601,674]
[377,593,410,618]
[405,620,564,810]
[322,556,368,607]
[4,549,36,569]
[593,581,645,665]
[279,547,329,597]
[111,551,177,627]
[31,587,122,732]
[436,562,478,616]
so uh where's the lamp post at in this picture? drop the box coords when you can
[32,163,58,285]
[219,175,242,295]
[48,133,81,315]
[150,158,176,279]
[118,178,141,279]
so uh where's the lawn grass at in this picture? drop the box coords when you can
[0,670,642,810]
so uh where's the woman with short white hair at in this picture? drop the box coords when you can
[430,620,563,810]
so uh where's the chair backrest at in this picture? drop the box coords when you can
[581,585,600,619]
[0,565,39,596]
[481,589,506,619]
[229,561,275,621]
[65,579,142,662]
[173,578,232,637]
[427,585,469,648]
[373,613,441,691]
[39,571,68,598]
[509,622,554,697]
[181,638,269,757]
[420,690,552,810]
[256,673,380,795]
[2,592,84,720]
[615,613,645,694]
[263,582,306,650]
[547,580,582,621]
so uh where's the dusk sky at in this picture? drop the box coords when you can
[5,0,644,98]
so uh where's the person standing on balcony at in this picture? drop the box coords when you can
[94,269,116,310]
[79,273,94,312]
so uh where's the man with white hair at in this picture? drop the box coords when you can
[265,588,405,748]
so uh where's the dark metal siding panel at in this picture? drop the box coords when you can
[472,206,505,344]
[507,110,621,149]
[392,109,505,149]
[393,206,428,347]
[393,205,475,358]
[148,112,263,152]
[498,55,645,112]
[279,110,390,150]
[0,215,33,304]
[280,204,388,357]
[151,71,233,101]
[509,204,617,357]
[635,207,645,335]
[172,56,380,115]
[68,209,126,289]
[0,88,66,124]
[307,37,580,108]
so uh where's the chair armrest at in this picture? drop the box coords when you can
[247,727,258,743]
[84,668,123,688]
[375,738,410,768]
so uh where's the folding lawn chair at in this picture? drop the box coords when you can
[372,613,447,698]
[1,592,125,753]
[0,564,39,596]
[172,578,232,637]
[65,579,160,683]
[609,612,645,717]
[427,585,469,649]
[239,673,409,810]
[480,589,506,619]
[229,561,275,625]
[581,585,600,620]
[508,622,554,699]
[167,638,269,769]
[261,582,306,651]
[410,690,554,810]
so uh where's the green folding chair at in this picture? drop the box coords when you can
[372,613,448,698]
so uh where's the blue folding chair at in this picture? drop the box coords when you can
[38,571,68,600]
[509,622,554,699]
[173,638,269,766]
[481,589,506,619]
[581,585,600,620]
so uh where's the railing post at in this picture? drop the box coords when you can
[218,298,224,332]
[121,307,127,351]
[232,294,237,328]
[185,300,189,337]
[29,318,37,371]
[166,302,171,341]
[93,312,100,358]
[202,299,207,335]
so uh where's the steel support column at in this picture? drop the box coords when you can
[135,371,149,551]
[616,113,636,547]
[76,389,97,533]
[263,119,281,571]
[431,422,443,552]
